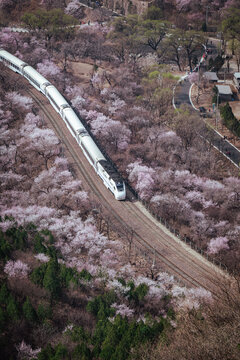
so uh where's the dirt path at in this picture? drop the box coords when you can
[69,59,108,85]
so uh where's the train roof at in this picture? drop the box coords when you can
[81,135,106,162]
[23,65,50,86]
[46,85,69,108]
[0,49,27,67]
[98,159,123,183]
[63,107,86,132]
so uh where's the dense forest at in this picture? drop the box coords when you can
[0,0,240,358]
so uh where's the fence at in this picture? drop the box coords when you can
[135,197,227,272]
[71,103,228,274]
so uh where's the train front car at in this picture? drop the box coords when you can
[79,134,126,200]
[97,160,126,200]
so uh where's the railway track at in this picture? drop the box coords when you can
[27,86,228,297]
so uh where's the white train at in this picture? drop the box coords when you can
[0,49,126,200]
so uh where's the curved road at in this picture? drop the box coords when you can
[26,84,228,297]
[174,78,240,167]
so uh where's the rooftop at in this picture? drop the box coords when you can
[216,85,233,95]
[204,72,219,81]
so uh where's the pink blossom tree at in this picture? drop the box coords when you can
[127,160,156,200]
[111,303,134,318]
[1,206,57,228]
[207,237,229,254]
[4,260,30,278]
[15,340,41,360]
[65,85,87,111]
[34,253,50,263]
[31,163,89,211]
[188,71,199,84]
[6,92,33,111]
[64,0,84,19]
[0,28,23,52]
[19,125,60,170]
[88,112,131,152]
[37,59,61,77]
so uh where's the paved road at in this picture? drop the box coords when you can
[174,76,240,167]
[174,78,192,108]
[205,126,240,166]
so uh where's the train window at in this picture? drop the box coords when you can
[116,183,124,191]
[78,129,88,136]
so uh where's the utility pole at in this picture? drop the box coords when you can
[206,5,209,30]
[216,90,219,129]
[197,64,200,104]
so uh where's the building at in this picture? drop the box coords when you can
[233,72,240,91]
[216,85,233,102]
[203,71,219,83]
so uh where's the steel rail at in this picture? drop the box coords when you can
[26,86,227,297]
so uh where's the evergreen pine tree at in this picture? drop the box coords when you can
[22,297,37,323]
[0,283,9,305]
[73,343,91,360]
[7,296,19,321]
[43,256,61,299]
[0,307,6,331]
[37,303,52,322]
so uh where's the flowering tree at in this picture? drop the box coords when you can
[175,0,193,11]
[31,162,89,211]
[37,59,61,77]
[0,28,23,52]
[111,303,134,318]
[88,111,131,152]
[6,92,33,111]
[64,0,84,19]
[34,253,50,263]
[19,124,60,170]
[16,340,41,360]
[188,71,199,84]
[4,260,30,278]
[151,193,192,223]
[207,237,229,254]
[127,161,156,200]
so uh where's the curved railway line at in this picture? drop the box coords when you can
[27,85,228,297]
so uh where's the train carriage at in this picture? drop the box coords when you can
[0,49,27,74]
[0,48,126,200]
[62,107,86,138]
[23,66,51,94]
[45,85,70,116]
